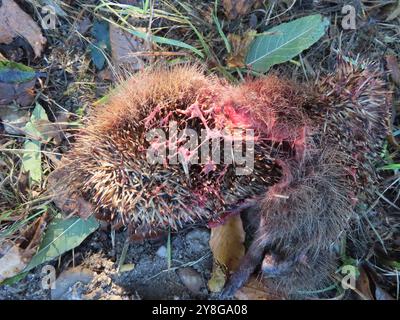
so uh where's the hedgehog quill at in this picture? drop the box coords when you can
[50,60,391,298]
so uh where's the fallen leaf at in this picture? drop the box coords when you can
[22,137,42,184]
[25,216,99,273]
[47,166,94,219]
[375,286,395,300]
[0,79,36,107]
[0,0,46,58]
[234,276,278,300]
[0,242,27,282]
[0,213,48,282]
[227,31,257,68]
[21,103,47,184]
[90,20,110,70]
[246,14,329,73]
[222,0,263,20]
[77,16,91,35]
[109,24,145,70]
[0,60,38,106]
[208,215,245,292]
[355,266,374,300]
[0,104,30,135]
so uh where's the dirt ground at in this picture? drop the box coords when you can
[0,227,214,300]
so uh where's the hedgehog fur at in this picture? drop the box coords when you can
[51,60,391,298]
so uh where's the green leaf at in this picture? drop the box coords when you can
[31,102,49,123]
[22,138,42,184]
[0,61,36,84]
[127,28,204,58]
[91,20,111,70]
[246,14,330,72]
[21,103,51,184]
[25,216,99,272]
[0,272,28,286]
[380,163,400,171]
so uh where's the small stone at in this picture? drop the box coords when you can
[177,267,204,294]
[156,245,167,258]
[51,267,94,300]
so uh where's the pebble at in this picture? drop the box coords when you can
[156,245,167,258]
[177,267,204,295]
[51,267,94,300]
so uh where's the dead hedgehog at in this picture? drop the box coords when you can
[221,59,390,298]
[50,60,390,298]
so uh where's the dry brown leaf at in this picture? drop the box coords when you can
[0,104,30,135]
[208,215,245,292]
[0,0,46,58]
[227,31,257,68]
[222,0,263,20]
[109,24,145,71]
[0,78,36,107]
[0,213,48,282]
[355,266,374,300]
[47,166,94,219]
[0,242,27,282]
[375,286,395,300]
[234,276,279,300]
[33,119,63,145]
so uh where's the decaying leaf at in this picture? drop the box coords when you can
[375,285,395,300]
[90,20,110,70]
[226,31,257,68]
[208,215,245,292]
[0,242,27,282]
[110,24,145,71]
[0,212,48,282]
[355,266,374,300]
[0,104,30,135]
[47,166,94,219]
[0,60,38,107]
[222,0,263,20]
[234,276,279,300]
[0,0,46,58]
